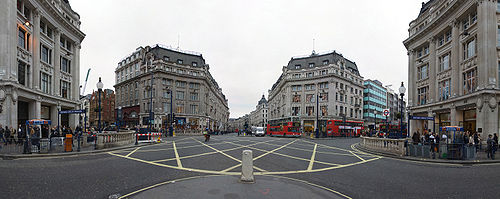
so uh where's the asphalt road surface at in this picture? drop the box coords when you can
[1,134,499,199]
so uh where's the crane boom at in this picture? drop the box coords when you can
[81,68,91,96]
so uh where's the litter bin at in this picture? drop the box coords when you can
[39,138,49,153]
[64,134,73,152]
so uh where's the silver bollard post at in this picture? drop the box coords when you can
[240,150,255,183]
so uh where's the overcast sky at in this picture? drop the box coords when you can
[72,0,423,118]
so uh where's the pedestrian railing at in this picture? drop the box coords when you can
[359,136,498,160]
[360,136,408,156]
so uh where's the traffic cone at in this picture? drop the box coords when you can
[173,130,176,137]
[157,134,161,143]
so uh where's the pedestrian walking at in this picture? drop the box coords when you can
[203,128,210,142]
[473,132,480,152]
[429,133,436,159]
[487,134,495,160]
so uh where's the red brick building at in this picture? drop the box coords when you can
[89,89,115,128]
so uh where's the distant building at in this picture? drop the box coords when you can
[385,88,407,126]
[113,45,229,132]
[89,89,115,128]
[250,94,268,127]
[0,0,85,129]
[404,0,500,139]
[228,114,249,132]
[268,50,364,134]
[363,80,387,128]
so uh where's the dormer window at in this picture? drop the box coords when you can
[295,65,301,69]
[323,60,329,65]
[163,56,169,61]
[309,63,315,68]
[192,62,197,67]
[177,59,183,64]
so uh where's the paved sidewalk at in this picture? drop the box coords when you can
[0,141,159,159]
[120,175,346,199]
[354,143,500,164]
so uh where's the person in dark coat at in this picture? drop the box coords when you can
[487,134,495,160]
[4,126,11,145]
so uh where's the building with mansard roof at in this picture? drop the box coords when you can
[113,44,229,133]
[268,50,364,134]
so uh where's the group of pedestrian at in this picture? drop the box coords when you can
[486,133,498,160]
[0,124,27,147]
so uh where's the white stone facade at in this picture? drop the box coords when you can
[249,95,268,128]
[114,45,229,132]
[404,0,500,140]
[0,0,85,129]
[268,51,364,133]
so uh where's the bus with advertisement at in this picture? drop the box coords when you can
[326,120,364,137]
[267,118,301,137]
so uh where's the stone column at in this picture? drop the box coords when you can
[450,106,457,126]
[35,100,41,119]
[53,29,61,97]
[50,105,58,128]
[477,0,498,89]
[32,9,41,90]
[73,43,81,101]
[450,21,460,97]
[0,0,17,81]
[428,39,437,103]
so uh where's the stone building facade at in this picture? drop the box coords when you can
[114,45,229,132]
[88,89,115,127]
[404,0,500,139]
[249,95,268,127]
[0,0,85,129]
[268,50,364,133]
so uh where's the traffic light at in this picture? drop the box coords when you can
[172,113,177,124]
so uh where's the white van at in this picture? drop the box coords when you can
[252,126,265,137]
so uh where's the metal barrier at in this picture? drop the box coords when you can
[360,136,408,156]
[136,132,162,143]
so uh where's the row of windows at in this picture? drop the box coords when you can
[162,56,198,67]
[290,106,362,119]
[416,39,476,81]
[294,60,329,69]
[417,68,477,105]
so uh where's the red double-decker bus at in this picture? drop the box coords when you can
[326,120,364,137]
[267,118,301,137]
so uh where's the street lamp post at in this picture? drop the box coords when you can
[117,106,121,133]
[399,82,406,139]
[169,89,173,136]
[96,77,103,149]
[149,67,154,134]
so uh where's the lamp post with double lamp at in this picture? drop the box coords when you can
[399,82,406,139]
[96,77,103,149]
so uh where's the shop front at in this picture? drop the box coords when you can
[462,109,476,133]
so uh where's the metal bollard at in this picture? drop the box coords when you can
[240,150,255,183]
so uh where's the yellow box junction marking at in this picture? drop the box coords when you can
[191,137,267,172]
[125,147,142,157]
[172,141,183,168]
[307,144,318,171]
